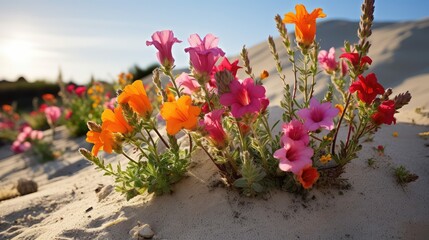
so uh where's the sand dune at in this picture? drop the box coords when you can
[1,19,429,240]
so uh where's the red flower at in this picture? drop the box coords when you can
[296,165,319,189]
[372,100,396,125]
[66,84,76,93]
[75,86,87,97]
[349,73,384,104]
[340,52,372,69]
[212,57,242,77]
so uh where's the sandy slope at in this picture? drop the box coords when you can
[1,19,429,240]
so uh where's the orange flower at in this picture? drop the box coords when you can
[2,104,13,113]
[335,104,344,116]
[101,106,133,134]
[42,93,56,102]
[283,4,326,47]
[160,95,201,135]
[118,80,152,117]
[296,166,320,189]
[86,128,115,156]
[165,83,176,102]
[260,70,269,80]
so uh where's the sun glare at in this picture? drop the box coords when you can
[0,39,35,65]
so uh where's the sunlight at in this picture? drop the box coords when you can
[0,39,35,65]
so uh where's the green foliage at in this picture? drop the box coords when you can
[31,140,56,163]
[394,165,419,187]
[66,97,103,137]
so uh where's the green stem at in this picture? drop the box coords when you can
[121,150,139,165]
[164,68,182,98]
[152,127,170,149]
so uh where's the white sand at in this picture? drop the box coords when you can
[1,19,429,240]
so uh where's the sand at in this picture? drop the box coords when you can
[1,19,429,240]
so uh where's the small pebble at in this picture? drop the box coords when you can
[97,185,114,201]
[129,223,155,239]
[16,178,38,195]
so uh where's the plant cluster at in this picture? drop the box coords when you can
[80,0,412,199]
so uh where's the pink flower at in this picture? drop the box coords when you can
[273,138,314,174]
[30,130,44,140]
[219,78,266,118]
[318,47,338,73]
[297,98,339,131]
[281,119,309,145]
[45,106,61,125]
[75,86,86,97]
[184,33,225,80]
[200,109,227,148]
[104,97,117,110]
[11,140,31,153]
[260,97,270,113]
[175,72,201,95]
[146,30,182,69]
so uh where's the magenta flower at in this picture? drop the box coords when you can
[273,138,314,174]
[219,78,266,118]
[184,33,225,80]
[318,47,338,73]
[45,106,61,125]
[200,109,227,148]
[176,72,201,95]
[297,98,339,131]
[281,119,309,145]
[146,30,182,69]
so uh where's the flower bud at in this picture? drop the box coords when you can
[87,121,102,133]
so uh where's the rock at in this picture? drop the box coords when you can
[97,184,113,201]
[16,179,38,195]
[129,223,155,239]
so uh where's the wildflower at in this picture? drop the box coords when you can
[104,97,116,110]
[30,129,43,140]
[318,47,338,73]
[323,136,333,141]
[42,93,56,103]
[11,140,31,153]
[296,165,320,189]
[297,98,339,131]
[212,57,241,78]
[340,52,372,69]
[371,100,396,125]
[184,33,225,81]
[101,106,133,134]
[350,73,384,104]
[219,78,266,118]
[320,154,332,164]
[66,84,75,93]
[44,106,61,125]
[86,128,115,156]
[165,83,176,102]
[176,72,201,95]
[2,104,13,113]
[201,102,214,114]
[118,80,153,118]
[283,4,326,48]
[376,145,385,155]
[146,30,182,69]
[260,97,270,113]
[335,104,344,116]
[160,95,201,135]
[75,86,87,97]
[340,59,349,77]
[260,70,269,80]
[281,119,309,145]
[200,109,228,148]
[393,131,398,137]
[274,138,314,174]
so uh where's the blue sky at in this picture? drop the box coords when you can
[0,0,428,84]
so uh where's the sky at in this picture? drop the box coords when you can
[0,0,428,84]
